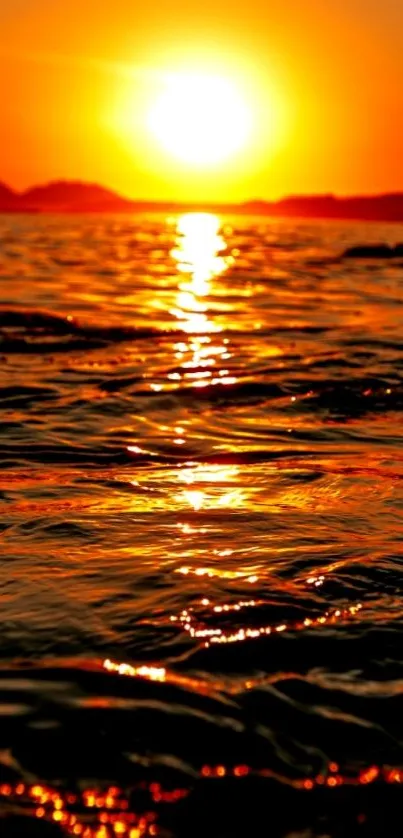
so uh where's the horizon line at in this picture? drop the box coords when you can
[3,178,403,205]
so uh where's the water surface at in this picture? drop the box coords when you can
[0,212,402,836]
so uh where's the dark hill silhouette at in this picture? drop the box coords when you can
[252,193,403,222]
[2,179,403,220]
[0,181,22,210]
[22,180,128,210]
[0,182,16,201]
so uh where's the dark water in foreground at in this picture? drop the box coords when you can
[0,213,403,837]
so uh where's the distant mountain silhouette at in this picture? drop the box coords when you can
[0,181,25,210]
[245,193,403,222]
[0,182,15,200]
[22,180,128,211]
[2,180,403,220]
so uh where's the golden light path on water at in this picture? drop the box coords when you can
[124,216,368,658]
[170,212,229,329]
[129,214,248,515]
[127,213,362,639]
[166,212,237,395]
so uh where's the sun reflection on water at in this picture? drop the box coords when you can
[175,463,244,511]
[167,213,237,388]
[172,213,229,303]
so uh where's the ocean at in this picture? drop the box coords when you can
[0,211,402,837]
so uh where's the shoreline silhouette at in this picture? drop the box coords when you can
[2,179,403,220]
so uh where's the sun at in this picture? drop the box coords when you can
[147,72,253,168]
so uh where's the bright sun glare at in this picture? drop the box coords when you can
[147,73,252,167]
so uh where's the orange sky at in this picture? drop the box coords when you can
[1,0,403,202]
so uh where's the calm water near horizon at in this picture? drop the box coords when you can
[0,212,403,836]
